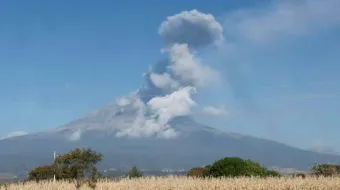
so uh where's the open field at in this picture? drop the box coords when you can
[0,173,16,180]
[2,176,340,190]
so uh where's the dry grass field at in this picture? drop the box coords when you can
[2,176,340,190]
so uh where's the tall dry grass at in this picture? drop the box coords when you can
[2,176,340,190]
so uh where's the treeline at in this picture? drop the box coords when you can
[186,158,340,178]
[25,148,340,189]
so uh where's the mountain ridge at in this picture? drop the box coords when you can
[0,103,339,175]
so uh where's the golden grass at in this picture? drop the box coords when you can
[2,176,340,190]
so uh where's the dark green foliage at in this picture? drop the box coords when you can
[54,148,102,180]
[206,157,279,178]
[126,166,143,179]
[28,148,102,189]
[186,166,210,178]
[28,165,55,182]
[312,162,340,177]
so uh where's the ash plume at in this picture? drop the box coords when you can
[112,10,223,139]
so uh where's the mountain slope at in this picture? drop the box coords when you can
[0,103,339,174]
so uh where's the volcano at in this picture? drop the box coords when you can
[0,100,339,175]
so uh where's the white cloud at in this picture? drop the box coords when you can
[202,106,228,116]
[0,131,28,140]
[224,0,340,43]
[159,9,224,49]
[149,73,180,90]
[167,43,219,88]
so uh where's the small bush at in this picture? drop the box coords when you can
[126,166,143,179]
[293,173,306,179]
[187,166,210,178]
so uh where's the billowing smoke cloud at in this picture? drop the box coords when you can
[147,44,219,92]
[113,10,223,139]
[159,9,224,49]
[148,87,196,118]
[149,73,180,90]
[166,43,219,88]
[108,1,340,143]
[116,87,196,139]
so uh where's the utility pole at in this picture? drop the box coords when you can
[53,151,56,182]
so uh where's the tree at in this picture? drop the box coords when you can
[54,148,102,179]
[54,148,102,189]
[206,157,278,178]
[126,166,143,179]
[28,148,102,189]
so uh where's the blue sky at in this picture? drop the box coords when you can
[1,0,340,153]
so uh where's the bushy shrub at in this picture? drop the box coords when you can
[28,165,56,182]
[126,166,143,179]
[206,157,279,178]
[186,166,210,178]
[293,173,306,179]
[312,163,340,177]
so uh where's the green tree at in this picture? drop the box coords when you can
[28,164,72,182]
[243,159,268,176]
[28,148,102,189]
[28,165,55,182]
[126,166,143,179]
[206,157,277,178]
[54,148,102,189]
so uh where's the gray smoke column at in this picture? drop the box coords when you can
[159,9,224,49]
[114,10,223,139]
